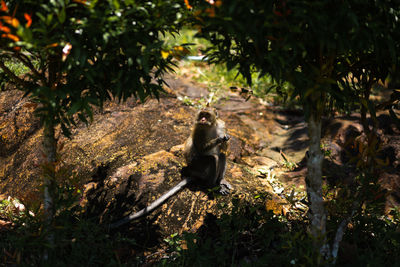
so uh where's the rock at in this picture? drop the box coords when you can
[164,75,209,98]
[265,195,290,215]
[259,149,283,164]
[170,144,185,156]
[2,74,399,249]
[242,156,278,169]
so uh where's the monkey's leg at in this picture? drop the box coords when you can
[183,156,217,187]
[217,153,233,195]
[206,154,231,195]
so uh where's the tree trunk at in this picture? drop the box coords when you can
[42,121,56,259]
[42,122,56,220]
[306,110,329,258]
[43,53,59,221]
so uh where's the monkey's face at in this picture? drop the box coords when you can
[196,110,216,127]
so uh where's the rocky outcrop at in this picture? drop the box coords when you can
[1,74,399,236]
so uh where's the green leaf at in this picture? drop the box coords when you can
[58,8,66,24]
[67,101,81,116]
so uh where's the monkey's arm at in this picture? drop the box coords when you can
[204,135,230,151]
[109,178,191,229]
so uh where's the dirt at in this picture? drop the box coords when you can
[0,73,399,240]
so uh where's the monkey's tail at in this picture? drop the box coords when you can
[109,178,191,229]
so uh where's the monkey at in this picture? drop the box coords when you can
[109,108,232,229]
[182,108,232,194]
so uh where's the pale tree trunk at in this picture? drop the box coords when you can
[306,92,361,263]
[42,121,56,259]
[43,54,59,223]
[41,54,60,260]
[306,105,329,259]
[42,123,56,220]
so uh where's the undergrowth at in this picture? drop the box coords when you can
[0,59,31,91]
[159,195,400,266]
[0,185,399,266]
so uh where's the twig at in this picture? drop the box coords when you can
[16,53,47,85]
[280,150,298,167]
[331,201,359,264]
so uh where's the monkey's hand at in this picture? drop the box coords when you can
[219,179,233,195]
[218,134,230,143]
[205,135,230,151]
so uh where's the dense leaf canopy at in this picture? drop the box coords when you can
[0,0,187,135]
[193,0,400,111]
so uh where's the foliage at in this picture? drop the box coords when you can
[343,208,400,266]
[179,60,287,102]
[0,181,118,266]
[0,0,187,136]
[163,27,210,57]
[0,59,29,90]
[159,196,301,266]
[192,0,399,108]
[335,1,400,134]
[0,188,400,266]
[163,28,293,106]
[165,29,295,107]
[0,150,144,266]
[188,0,400,261]
[1,188,398,265]
[159,194,400,266]
[0,0,188,258]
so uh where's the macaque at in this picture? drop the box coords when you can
[182,108,232,194]
[109,108,231,229]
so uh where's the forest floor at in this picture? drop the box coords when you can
[0,68,399,262]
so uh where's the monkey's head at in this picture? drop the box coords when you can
[195,108,217,127]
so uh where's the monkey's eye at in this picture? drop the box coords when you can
[199,112,208,119]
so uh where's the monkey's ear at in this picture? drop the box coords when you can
[214,109,219,117]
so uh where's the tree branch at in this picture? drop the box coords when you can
[331,201,359,264]
[16,53,47,85]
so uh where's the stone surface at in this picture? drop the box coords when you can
[0,74,399,236]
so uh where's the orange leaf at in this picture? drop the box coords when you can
[0,16,19,27]
[1,33,19,42]
[73,0,87,4]
[0,23,10,33]
[206,0,222,7]
[205,7,215,17]
[24,13,32,28]
[184,0,192,9]
[45,43,59,49]
[0,0,8,12]
[13,46,21,51]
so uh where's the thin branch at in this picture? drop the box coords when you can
[331,201,359,264]
[16,53,47,85]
